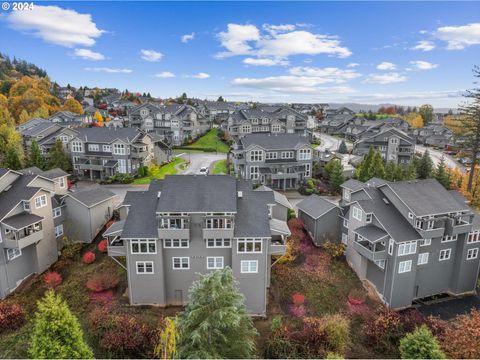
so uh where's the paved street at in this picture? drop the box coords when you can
[177,152,227,174]
[415,145,466,173]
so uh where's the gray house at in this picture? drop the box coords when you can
[69,127,170,180]
[319,107,357,135]
[231,134,313,190]
[311,177,480,309]
[297,195,340,246]
[103,175,290,315]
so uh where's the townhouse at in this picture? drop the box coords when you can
[411,124,454,149]
[231,134,313,190]
[353,127,415,165]
[69,127,171,181]
[304,177,480,309]
[103,175,290,315]
[226,106,310,139]
[319,107,357,135]
[128,103,210,145]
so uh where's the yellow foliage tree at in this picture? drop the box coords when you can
[154,317,177,360]
[444,115,468,136]
[93,111,103,126]
[62,98,84,115]
[405,112,424,128]
[460,165,480,209]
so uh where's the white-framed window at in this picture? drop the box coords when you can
[54,224,64,237]
[71,141,84,152]
[341,233,348,244]
[398,241,417,256]
[163,239,189,248]
[160,217,187,230]
[23,201,30,211]
[88,144,99,152]
[281,151,294,159]
[298,148,312,160]
[366,214,373,223]
[265,152,278,160]
[467,248,479,260]
[398,260,412,273]
[241,125,251,133]
[131,239,157,254]
[343,219,349,227]
[52,207,62,218]
[468,231,480,244]
[439,249,451,261]
[206,238,231,248]
[304,163,311,177]
[117,159,127,174]
[34,195,47,209]
[352,206,362,221]
[241,260,258,273]
[442,235,457,243]
[418,252,429,265]
[60,135,69,144]
[343,189,350,201]
[249,150,264,162]
[205,218,232,229]
[103,144,111,152]
[172,257,190,270]
[250,166,259,180]
[421,238,431,247]
[426,220,435,230]
[272,125,281,132]
[237,238,262,253]
[375,259,386,269]
[207,257,224,270]
[415,219,423,229]
[390,137,399,144]
[7,248,21,261]
[113,143,126,155]
[388,238,394,255]
[136,261,154,274]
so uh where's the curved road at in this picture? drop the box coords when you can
[177,152,227,174]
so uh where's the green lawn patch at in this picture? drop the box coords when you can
[182,129,230,153]
[212,160,229,174]
[132,157,185,184]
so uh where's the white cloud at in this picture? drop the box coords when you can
[7,5,104,47]
[288,67,361,82]
[155,71,175,78]
[411,40,435,52]
[435,23,480,50]
[243,57,288,66]
[193,72,210,79]
[347,63,359,68]
[72,48,105,61]
[348,90,462,102]
[409,60,438,70]
[215,23,351,61]
[376,62,396,70]
[85,67,132,73]
[181,32,195,43]
[363,72,407,85]
[140,49,163,62]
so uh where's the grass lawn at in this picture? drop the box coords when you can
[183,129,230,153]
[132,157,185,184]
[212,159,229,174]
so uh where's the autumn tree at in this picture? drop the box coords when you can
[441,308,480,359]
[47,139,71,171]
[405,112,424,128]
[27,140,46,170]
[93,111,104,127]
[419,104,434,125]
[62,98,84,114]
[154,317,177,359]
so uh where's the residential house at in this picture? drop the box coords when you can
[411,124,454,149]
[310,177,480,309]
[343,117,409,142]
[231,134,313,190]
[353,127,415,165]
[128,103,210,145]
[103,175,290,315]
[49,111,92,126]
[254,185,293,222]
[319,107,357,135]
[69,127,171,181]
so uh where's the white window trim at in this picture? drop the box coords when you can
[136,261,154,274]
[398,241,417,256]
[388,238,394,255]
[398,260,412,274]
[206,257,224,270]
[467,248,479,260]
[7,248,22,261]
[52,207,62,219]
[441,235,458,243]
[163,239,189,248]
[468,231,480,244]
[130,239,157,254]
[237,238,263,254]
[418,252,429,265]
[439,248,451,261]
[35,195,47,209]
[55,224,64,237]
[172,257,190,270]
[240,260,258,273]
[352,206,362,221]
[421,238,431,247]
[206,238,232,248]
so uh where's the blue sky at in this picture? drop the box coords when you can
[1,1,480,107]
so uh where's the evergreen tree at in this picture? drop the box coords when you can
[4,144,22,169]
[177,268,257,358]
[217,96,225,102]
[29,290,93,359]
[368,152,386,179]
[356,146,375,181]
[326,159,344,194]
[338,140,348,154]
[403,161,418,180]
[399,325,445,359]
[417,150,433,179]
[393,164,404,181]
[385,161,396,181]
[47,139,71,171]
[27,140,46,169]
[434,156,451,189]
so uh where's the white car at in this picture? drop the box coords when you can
[199,167,209,175]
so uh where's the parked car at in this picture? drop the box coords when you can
[199,167,209,175]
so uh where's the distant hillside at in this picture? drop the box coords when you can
[0,53,48,81]
[328,102,456,114]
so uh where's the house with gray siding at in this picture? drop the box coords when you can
[333,178,480,309]
[103,175,290,315]
[231,134,313,190]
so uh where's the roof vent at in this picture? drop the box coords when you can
[382,197,390,205]
[157,191,161,199]
[238,191,243,198]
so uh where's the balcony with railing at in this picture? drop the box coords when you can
[445,215,473,236]
[158,217,190,239]
[2,217,43,249]
[202,217,234,239]
[353,240,387,262]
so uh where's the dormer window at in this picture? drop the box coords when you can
[366,214,373,223]
[343,189,350,201]
[23,201,30,211]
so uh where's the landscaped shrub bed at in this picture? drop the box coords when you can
[0,301,25,334]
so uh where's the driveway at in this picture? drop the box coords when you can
[415,145,466,173]
[314,132,353,152]
[416,294,480,320]
[177,152,227,174]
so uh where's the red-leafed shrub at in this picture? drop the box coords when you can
[90,290,114,304]
[98,239,108,253]
[288,218,304,231]
[43,271,62,289]
[0,301,25,334]
[82,251,96,264]
[363,308,403,355]
[292,293,305,306]
[86,272,120,292]
[441,308,480,359]
[289,304,306,318]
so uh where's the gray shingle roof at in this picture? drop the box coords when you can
[0,175,40,221]
[239,133,309,150]
[122,191,160,238]
[40,168,69,179]
[20,122,58,136]
[0,169,8,178]
[3,212,43,230]
[103,219,126,237]
[255,185,292,209]
[156,175,237,213]
[341,179,365,192]
[74,127,141,143]
[234,191,273,238]
[67,187,116,208]
[355,225,388,242]
[297,195,338,219]
[383,179,471,217]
